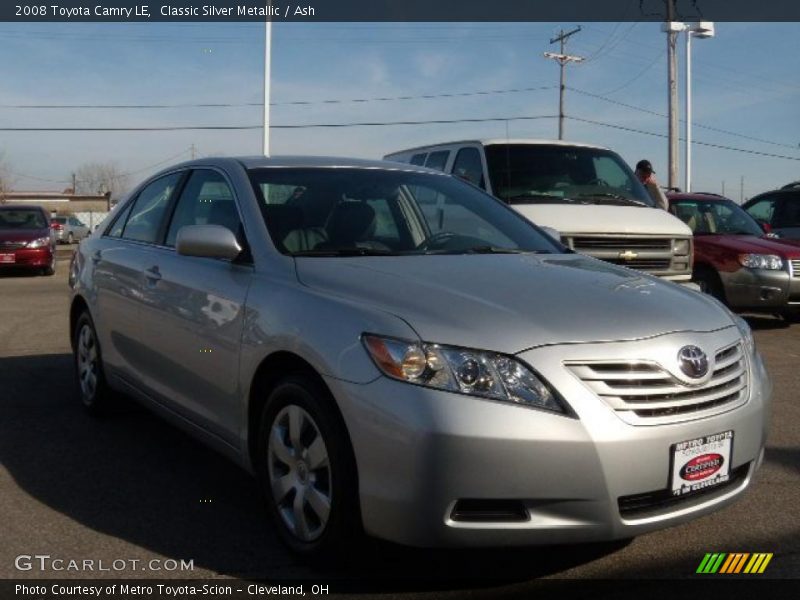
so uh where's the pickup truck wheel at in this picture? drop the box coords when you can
[257,375,361,557]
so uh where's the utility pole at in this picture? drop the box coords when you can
[722,180,726,196]
[544,26,583,140]
[71,172,76,194]
[666,1,680,189]
[262,3,272,157]
[740,176,744,203]
[190,144,196,160]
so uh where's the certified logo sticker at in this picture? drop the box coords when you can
[697,553,773,574]
[680,453,724,481]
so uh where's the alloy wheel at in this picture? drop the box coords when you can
[76,324,99,401]
[267,404,332,542]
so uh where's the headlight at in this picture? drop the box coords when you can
[27,237,51,249]
[732,314,755,355]
[362,334,566,413]
[674,238,691,255]
[738,253,782,270]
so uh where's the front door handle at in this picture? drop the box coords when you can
[144,265,162,283]
[91,251,102,265]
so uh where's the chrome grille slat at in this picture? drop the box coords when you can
[791,259,800,277]
[567,342,748,425]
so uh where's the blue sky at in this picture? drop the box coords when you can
[0,21,798,200]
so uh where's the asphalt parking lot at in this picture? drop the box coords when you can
[1,254,798,596]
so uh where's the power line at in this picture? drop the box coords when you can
[568,86,800,150]
[0,115,560,132]
[0,86,556,110]
[567,115,800,162]
[598,50,665,95]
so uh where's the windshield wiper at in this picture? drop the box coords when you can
[575,193,650,207]
[506,193,585,205]
[292,248,398,257]
[466,246,527,254]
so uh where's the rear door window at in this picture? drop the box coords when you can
[122,173,183,244]
[410,153,427,166]
[451,147,485,188]
[424,151,450,172]
[775,196,800,227]
[745,197,778,225]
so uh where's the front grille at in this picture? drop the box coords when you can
[618,463,750,519]
[567,343,748,425]
[606,258,672,270]
[571,237,672,250]
[563,235,688,276]
[0,242,25,251]
[791,259,800,277]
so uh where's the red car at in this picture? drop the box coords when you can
[0,205,56,276]
[668,192,800,322]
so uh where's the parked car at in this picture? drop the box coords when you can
[742,187,800,240]
[69,157,769,556]
[51,215,91,244]
[668,192,800,322]
[384,140,694,285]
[0,205,56,275]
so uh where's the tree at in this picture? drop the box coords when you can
[74,162,130,200]
[0,152,13,202]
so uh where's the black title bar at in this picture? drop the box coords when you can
[4,0,800,22]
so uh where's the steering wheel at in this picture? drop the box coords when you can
[416,231,459,251]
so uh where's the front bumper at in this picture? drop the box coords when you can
[721,266,800,311]
[327,328,770,547]
[0,247,54,269]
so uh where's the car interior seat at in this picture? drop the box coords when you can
[315,201,377,250]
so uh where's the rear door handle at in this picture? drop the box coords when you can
[144,266,162,283]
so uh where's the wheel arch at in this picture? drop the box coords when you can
[69,295,91,350]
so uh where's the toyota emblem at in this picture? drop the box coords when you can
[678,345,709,378]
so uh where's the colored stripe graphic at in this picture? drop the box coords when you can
[697,552,773,574]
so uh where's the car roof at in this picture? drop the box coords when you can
[164,155,444,173]
[744,188,800,205]
[386,138,607,155]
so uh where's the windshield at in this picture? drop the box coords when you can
[484,144,655,207]
[0,209,48,230]
[249,168,563,256]
[669,198,764,236]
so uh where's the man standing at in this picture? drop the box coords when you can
[635,160,669,210]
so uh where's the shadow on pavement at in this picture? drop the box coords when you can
[0,353,633,590]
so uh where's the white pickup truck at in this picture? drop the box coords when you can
[384,139,694,285]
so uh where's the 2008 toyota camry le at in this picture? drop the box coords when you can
[68,156,770,556]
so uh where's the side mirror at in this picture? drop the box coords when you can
[176,225,242,260]
[540,226,562,243]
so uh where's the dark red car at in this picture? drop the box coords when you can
[0,205,56,276]
[667,192,800,321]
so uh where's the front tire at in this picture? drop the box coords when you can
[256,375,361,557]
[694,266,726,303]
[73,311,114,414]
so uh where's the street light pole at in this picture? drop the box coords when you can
[684,22,714,193]
[685,30,692,193]
[262,5,272,157]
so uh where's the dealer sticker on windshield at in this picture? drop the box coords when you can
[671,431,733,497]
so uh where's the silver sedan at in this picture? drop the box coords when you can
[69,157,770,556]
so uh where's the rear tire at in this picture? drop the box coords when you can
[67,232,74,244]
[256,374,361,558]
[73,311,114,414]
[41,264,55,276]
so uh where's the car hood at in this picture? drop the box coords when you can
[511,204,692,236]
[0,228,49,243]
[295,254,734,353]
[696,234,800,257]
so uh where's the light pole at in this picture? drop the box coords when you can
[262,4,272,157]
[684,21,715,193]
